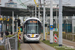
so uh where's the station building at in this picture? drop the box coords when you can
[0,4,75,33]
[5,0,17,8]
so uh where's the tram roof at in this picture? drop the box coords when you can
[24,17,42,23]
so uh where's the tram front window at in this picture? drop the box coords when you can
[27,23,39,34]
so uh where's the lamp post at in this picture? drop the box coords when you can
[43,0,45,40]
[58,2,70,46]
[59,0,62,46]
[12,11,14,34]
[35,5,37,17]
[56,5,58,29]
[0,2,1,33]
[38,0,40,19]
[50,0,53,44]
[66,16,68,33]
[0,0,1,22]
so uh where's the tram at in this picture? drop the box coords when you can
[23,17,42,42]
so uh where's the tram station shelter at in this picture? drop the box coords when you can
[0,6,75,33]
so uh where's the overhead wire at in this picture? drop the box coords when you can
[17,0,38,9]
[17,0,39,16]
[17,0,27,8]
[17,0,24,7]
[19,0,27,7]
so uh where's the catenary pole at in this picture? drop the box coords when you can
[35,5,37,17]
[38,0,40,19]
[12,11,14,34]
[50,0,53,44]
[56,5,58,29]
[16,15,18,32]
[59,0,62,46]
[7,16,9,30]
[43,0,45,40]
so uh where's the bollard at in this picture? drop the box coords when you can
[54,34,57,43]
[19,33,21,42]
[18,27,21,42]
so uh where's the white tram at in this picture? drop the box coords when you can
[23,17,42,42]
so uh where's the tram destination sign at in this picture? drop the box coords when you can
[28,21,38,23]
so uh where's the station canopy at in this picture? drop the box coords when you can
[0,6,75,16]
[0,6,31,16]
[63,6,75,16]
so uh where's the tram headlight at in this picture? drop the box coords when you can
[27,35,30,37]
[36,35,39,37]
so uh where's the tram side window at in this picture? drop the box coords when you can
[39,24,41,34]
[39,23,42,34]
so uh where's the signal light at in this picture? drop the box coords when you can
[18,19,20,26]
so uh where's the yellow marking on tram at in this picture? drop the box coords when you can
[32,34,34,37]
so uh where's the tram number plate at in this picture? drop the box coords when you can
[32,34,34,37]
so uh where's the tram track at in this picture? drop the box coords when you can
[29,43,33,50]
[21,33,56,50]
[28,43,46,50]
[36,43,46,50]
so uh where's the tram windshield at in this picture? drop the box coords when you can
[24,20,41,34]
[27,23,39,34]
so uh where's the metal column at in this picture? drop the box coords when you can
[12,11,14,34]
[59,0,62,46]
[23,17,24,22]
[56,5,58,29]
[2,15,3,32]
[50,0,53,44]
[7,16,9,30]
[72,16,75,33]
[4,21,6,32]
[2,16,4,32]
[15,35,18,50]
[38,5,40,19]
[0,7,1,33]
[35,5,36,17]
[16,15,18,32]
[43,0,45,40]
